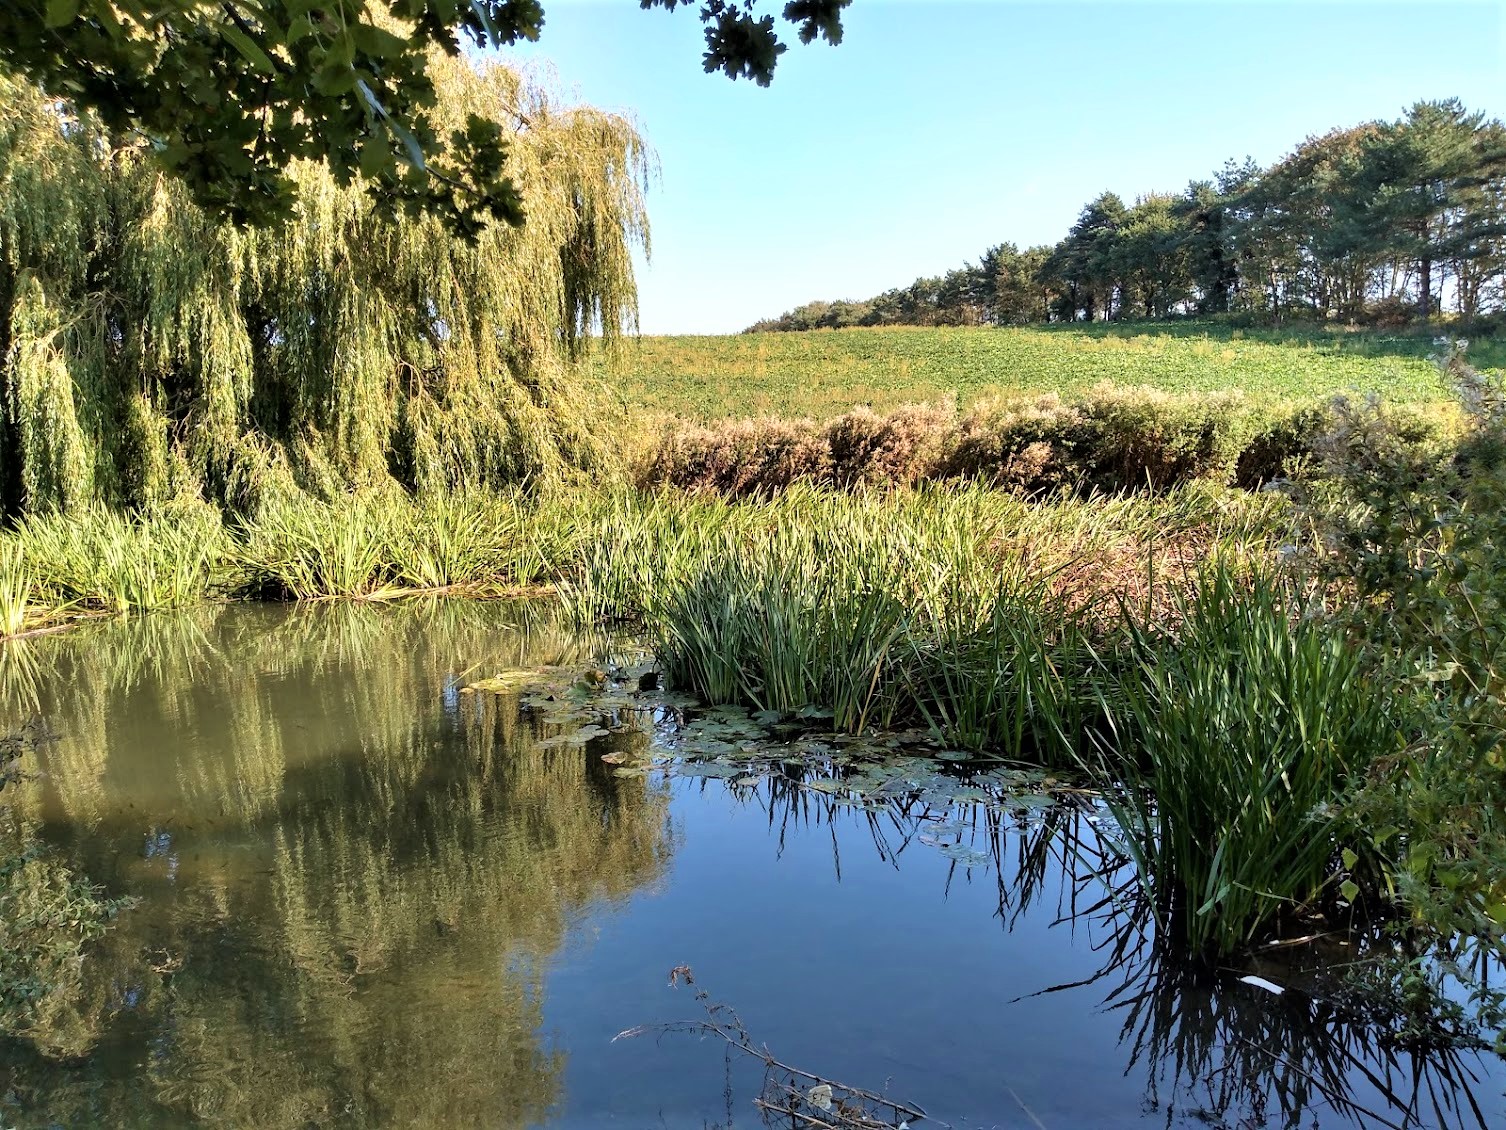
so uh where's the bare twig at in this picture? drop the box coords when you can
[614,967,931,1129]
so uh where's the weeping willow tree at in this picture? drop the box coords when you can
[0,54,650,518]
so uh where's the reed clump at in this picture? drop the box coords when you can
[561,482,1286,767]
[1094,565,1400,956]
[0,542,29,638]
[13,503,227,613]
[235,490,592,600]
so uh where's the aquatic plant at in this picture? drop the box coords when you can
[236,489,588,600]
[554,481,1289,756]
[0,541,29,637]
[1096,564,1399,956]
[910,572,1094,764]
[13,503,227,613]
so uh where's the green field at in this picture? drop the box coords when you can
[603,322,1506,420]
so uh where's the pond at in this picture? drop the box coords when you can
[0,601,1502,1128]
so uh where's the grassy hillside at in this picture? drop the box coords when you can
[601,322,1506,420]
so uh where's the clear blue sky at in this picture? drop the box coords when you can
[509,1,1505,335]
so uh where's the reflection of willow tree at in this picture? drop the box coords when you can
[727,763,1502,1130]
[0,601,673,1128]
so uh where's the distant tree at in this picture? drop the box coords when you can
[1449,131,1506,317]
[1174,180,1238,314]
[743,100,1506,331]
[1050,192,1128,320]
[979,242,1043,325]
[1113,193,1191,318]
[0,0,851,240]
[1232,126,1380,319]
[1347,99,1506,316]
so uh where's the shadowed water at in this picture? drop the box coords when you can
[0,601,1502,1128]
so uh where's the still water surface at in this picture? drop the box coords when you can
[0,601,1502,1128]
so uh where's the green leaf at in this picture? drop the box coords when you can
[312,61,357,96]
[221,23,276,74]
[43,0,79,28]
[1340,879,1360,903]
[352,23,409,59]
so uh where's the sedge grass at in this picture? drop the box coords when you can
[0,541,31,638]
[1092,564,1400,957]
[14,504,226,614]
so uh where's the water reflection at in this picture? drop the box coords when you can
[1,604,1502,1128]
[701,758,1506,1129]
[0,601,673,1128]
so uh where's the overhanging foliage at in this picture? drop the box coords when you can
[0,55,650,517]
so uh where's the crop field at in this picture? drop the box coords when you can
[601,322,1506,420]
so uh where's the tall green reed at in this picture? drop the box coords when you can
[15,504,226,613]
[1093,564,1399,956]
[237,490,578,599]
[0,541,30,637]
[579,482,1152,745]
[910,573,1093,765]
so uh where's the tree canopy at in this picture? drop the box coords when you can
[749,99,1506,331]
[0,0,850,239]
[0,54,649,517]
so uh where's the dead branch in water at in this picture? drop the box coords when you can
[613,966,931,1129]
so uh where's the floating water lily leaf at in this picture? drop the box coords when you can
[538,724,608,748]
[676,761,744,779]
[937,843,990,866]
[1010,794,1057,810]
[802,779,845,794]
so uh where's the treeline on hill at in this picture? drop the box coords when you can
[746,99,1506,332]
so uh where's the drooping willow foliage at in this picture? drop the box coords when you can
[0,54,650,518]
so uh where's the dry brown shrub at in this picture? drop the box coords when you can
[943,394,1084,493]
[1077,384,1251,490]
[823,401,956,489]
[641,383,1310,498]
[642,416,829,496]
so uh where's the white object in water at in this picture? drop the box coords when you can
[1240,974,1285,995]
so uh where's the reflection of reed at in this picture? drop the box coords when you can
[1086,910,1500,1130]
[731,766,1502,1130]
[0,601,673,1128]
[0,637,43,713]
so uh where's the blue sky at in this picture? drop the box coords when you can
[510,2,1506,334]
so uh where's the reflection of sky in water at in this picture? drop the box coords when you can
[0,600,1502,1129]
[141,828,179,882]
